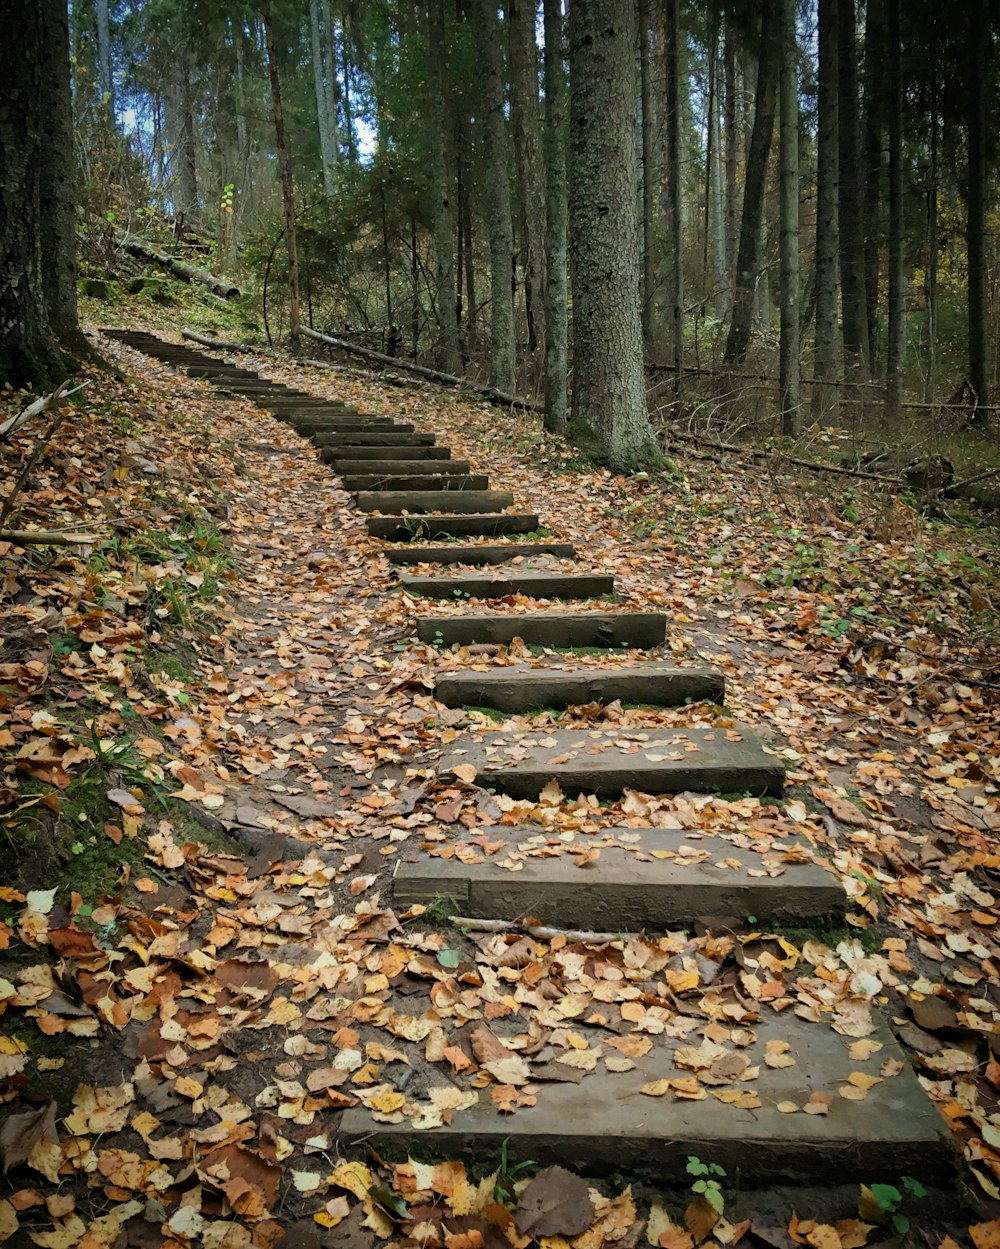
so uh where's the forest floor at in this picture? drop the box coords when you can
[2,315,1000,1249]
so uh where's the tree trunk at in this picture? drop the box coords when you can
[474,0,516,393]
[924,67,938,402]
[813,0,840,423]
[39,0,86,356]
[261,0,301,343]
[723,26,739,310]
[778,0,799,436]
[569,0,657,469]
[862,0,884,374]
[341,15,358,163]
[664,0,683,399]
[310,0,337,195]
[508,0,546,355]
[320,0,341,168]
[0,3,63,387]
[95,0,115,119]
[639,0,657,349]
[410,211,420,359]
[429,0,459,373]
[173,54,199,216]
[724,0,779,364]
[542,0,568,433]
[884,0,903,423]
[837,0,869,378]
[967,0,990,421]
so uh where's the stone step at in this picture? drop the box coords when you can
[332,458,469,475]
[401,572,613,601]
[338,1011,952,1184]
[434,663,724,711]
[356,490,514,515]
[416,612,666,649]
[439,725,785,798]
[386,542,575,566]
[367,513,540,540]
[344,473,489,492]
[316,433,437,449]
[327,445,452,461]
[392,828,844,926]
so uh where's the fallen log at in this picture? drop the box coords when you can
[662,428,903,486]
[117,236,240,299]
[0,529,102,547]
[300,326,542,412]
[182,328,254,352]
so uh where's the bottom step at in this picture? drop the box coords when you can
[393,827,845,926]
[339,1012,952,1184]
[368,514,540,540]
[385,542,576,566]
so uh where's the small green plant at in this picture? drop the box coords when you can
[686,1156,726,1214]
[493,1138,535,1207]
[868,1177,927,1234]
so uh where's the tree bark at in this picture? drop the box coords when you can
[508,0,546,355]
[95,0,115,119]
[568,0,657,469]
[0,3,63,387]
[724,0,779,364]
[261,0,301,343]
[639,0,657,349]
[542,0,568,433]
[862,0,884,374]
[429,0,460,373]
[474,0,516,393]
[924,64,938,403]
[884,0,904,423]
[173,53,199,216]
[813,0,840,423]
[664,0,683,397]
[310,0,337,195]
[723,26,739,310]
[837,0,869,378]
[778,0,800,436]
[967,0,990,421]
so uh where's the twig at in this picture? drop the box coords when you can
[449,916,624,942]
[662,428,902,486]
[0,382,89,527]
[0,379,88,443]
[0,529,102,547]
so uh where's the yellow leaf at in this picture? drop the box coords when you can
[328,1161,373,1200]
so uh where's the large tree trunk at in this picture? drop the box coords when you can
[39,0,86,356]
[778,0,800,436]
[884,0,904,423]
[812,0,840,423]
[95,0,115,119]
[837,0,869,378]
[967,0,990,421]
[542,0,568,433]
[0,3,64,387]
[261,0,301,343]
[474,0,516,393]
[429,0,459,373]
[724,0,779,364]
[508,0,546,356]
[664,0,683,398]
[862,0,884,374]
[568,0,657,469]
[924,63,938,402]
[639,0,656,349]
[309,0,337,195]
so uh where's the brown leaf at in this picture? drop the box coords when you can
[0,1102,58,1175]
[514,1166,595,1238]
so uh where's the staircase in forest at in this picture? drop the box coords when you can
[102,328,954,1187]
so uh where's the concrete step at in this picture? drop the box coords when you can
[338,1011,952,1184]
[386,542,575,566]
[317,433,437,450]
[356,490,514,515]
[367,513,540,540]
[439,725,784,798]
[326,445,452,461]
[416,612,666,649]
[401,572,613,601]
[332,458,469,475]
[344,473,489,492]
[434,663,723,711]
[392,827,844,926]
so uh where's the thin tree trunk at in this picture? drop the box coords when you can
[310,0,336,195]
[709,37,727,319]
[724,0,779,364]
[380,182,393,335]
[884,0,903,423]
[568,0,657,468]
[341,17,358,163]
[723,26,739,310]
[429,0,459,372]
[665,0,683,399]
[410,211,420,359]
[508,0,546,355]
[813,0,840,422]
[862,0,884,374]
[261,0,301,343]
[542,0,568,433]
[474,0,516,393]
[640,0,657,349]
[778,0,799,436]
[925,69,938,402]
[967,0,989,420]
[320,0,341,166]
[462,136,476,351]
[95,0,115,119]
[837,0,869,379]
[173,54,199,216]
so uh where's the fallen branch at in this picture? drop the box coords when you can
[300,326,542,412]
[0,379,88,442]
[662,429,902,486]
[117,236,240,299]
[182,328,255,352]
[449,915,623,942]
[0,529,102,547]
[939,464,1000,497]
